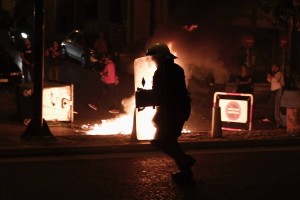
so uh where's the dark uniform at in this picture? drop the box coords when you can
[146,43,195,184]
[152,59,191,140]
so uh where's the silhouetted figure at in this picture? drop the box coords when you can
[88,54,119,114]
[146,43,195,184]
[236,65,253,94]
[94,31,109,56]
[20,38,34,83]
[45,40,61,81]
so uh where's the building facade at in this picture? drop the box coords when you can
[1,0,299,80]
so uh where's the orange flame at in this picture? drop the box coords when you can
[84,43,190,139]
[84,96,135,135]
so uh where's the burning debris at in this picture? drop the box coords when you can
[80,96,135,135]
[79,43,192,139]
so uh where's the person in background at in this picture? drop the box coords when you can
[94,31,109,57]
[88,54,120,114]
[262,63,285,128]
[212,58,230,93]
[236,65,253,94]
[20,38,34,83]
[45,40,61,81]
[145,42,195,185]
[208,58,230,107]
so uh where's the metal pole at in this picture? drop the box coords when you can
[211,92,222,138]
[131,108,138,142]
[21,0,54,139]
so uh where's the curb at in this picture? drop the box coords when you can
[1,138,300,158]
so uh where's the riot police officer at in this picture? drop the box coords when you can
[145,42,195,184]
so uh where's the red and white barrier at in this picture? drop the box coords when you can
[212,92,254,132]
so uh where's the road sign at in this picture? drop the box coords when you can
[213,92,253,131]
[219,99,248,123]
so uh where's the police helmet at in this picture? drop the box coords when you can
[146,43,177,59]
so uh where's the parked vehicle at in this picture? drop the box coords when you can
[61,30,102,68]
[0,45,24,85]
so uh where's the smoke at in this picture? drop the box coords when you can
[145,26,227,84]
[121,95,135,115]
[143,0,246,84]
[143,23,234,132]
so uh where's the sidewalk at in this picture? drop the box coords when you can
[1,121,300,158]
[1,82,300,157]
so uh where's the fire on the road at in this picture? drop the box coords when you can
[84,56,157,140]
[82,96,135,136]
[83,42,190,139]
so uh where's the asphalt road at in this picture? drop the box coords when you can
[1,146,299,200]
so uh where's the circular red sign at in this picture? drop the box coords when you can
[225,101,241,120]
